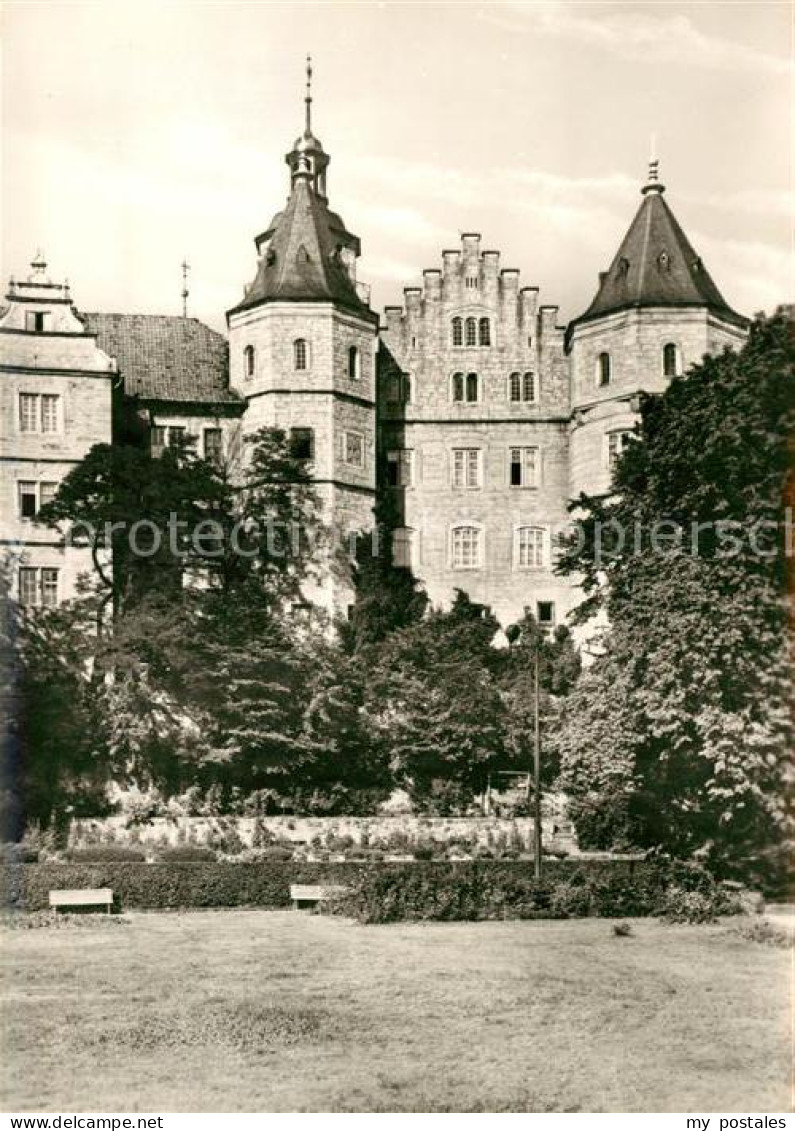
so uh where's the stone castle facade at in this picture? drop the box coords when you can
[1,78,748,629]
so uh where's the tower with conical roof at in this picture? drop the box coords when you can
[227,58,379,615]
[566,158,748,498]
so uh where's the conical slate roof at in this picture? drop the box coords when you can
[228,177,374,320]
[572,180,746,330]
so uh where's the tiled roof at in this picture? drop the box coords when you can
[572,187,747,329]
[228,178,375,320]
[81,313,242,405]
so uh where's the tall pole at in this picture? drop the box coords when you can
[533,645,542,880]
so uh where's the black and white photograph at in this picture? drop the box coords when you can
[1,0,792,1119]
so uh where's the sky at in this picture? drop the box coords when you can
[3,1,792,332]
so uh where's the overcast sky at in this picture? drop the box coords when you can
[3,1,791,331]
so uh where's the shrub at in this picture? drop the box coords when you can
[656,886,726,924]
[155,846,217,863]
[550,881,592,919]
[731,919,793,948]
[64,845,147,863]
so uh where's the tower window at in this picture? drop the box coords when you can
[515,526,547,569]
[537,600,556,628]
[509,447,539,488]
[452,372,464,402]
[244,345,255,379]
[348,345,360,380]
[290,427,314,462]
[662,342,681,377]
[466,372,479,402]
[451,525,482,569]
[596,352,611,387]
[294,338,309,370]
[606,429,634,471]
[18,481,37,518]
[452,317,463,346]
[342,430,364,468]
[478,318,491,346]
[465,317,477,347]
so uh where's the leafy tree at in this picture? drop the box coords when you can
[363,590,505,805]
[556,314,795,878]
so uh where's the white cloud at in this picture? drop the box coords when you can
[487,2,791,76]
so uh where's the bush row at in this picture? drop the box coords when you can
[2,858,736,920]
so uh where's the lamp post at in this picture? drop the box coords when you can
[507,622,543,880]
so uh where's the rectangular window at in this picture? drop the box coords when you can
[151,426,167,457]
[343,431,364,468]
[40,395,59,433]
[18,481,37,519]
[290,427,314,462]
[386,449,413,488]
[452,448,481,489]
[39,481,58,508]
[392,528,414,569]
[509,447,539,488]
[18,568,39,606]
[19,394,38,433]
[537,600,555,628]
[203,428,223,464]
[516,527,546,569]
[25,311,48,332]
[451,526,481,569]
[606,430,633,470]
[168,426,186,447]
[41,568,59,608]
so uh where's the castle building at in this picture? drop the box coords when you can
[1,69,749,628]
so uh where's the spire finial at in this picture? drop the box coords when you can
[304,54,312,135]
[30,249,47,279]
[181,258,190,318]
[641,136,665,196]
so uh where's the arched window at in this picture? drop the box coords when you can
[596,351,611,387]
[466,372,479,402]
[522,372,535,401]
[452,372,465,402]
[662,342,681,377]
[348,345,360,380]
[294,338,309,370]
[244,345,255,379]
[515,526,546,570]
[478,318,491,346]
[452,317,463,346]
[509,372,521,402]
[451,525,482,569]
[465,317,477,346]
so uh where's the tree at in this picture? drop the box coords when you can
[556,314,795,878]
[363,590,506,806]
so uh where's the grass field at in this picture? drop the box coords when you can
[1,910,790,1113]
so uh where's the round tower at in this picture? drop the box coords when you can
[566,159,748,500]
[226,59,379,616]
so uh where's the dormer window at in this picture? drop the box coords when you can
[658,250,670,272]
[348,345,360,380]
[596,352,611,387]
[25,311,49,332]
[478,318,491,346]
[452,317,463,346]
[244,345,255,379]
[294,338,309,370]
[617,257,630,278]
[662,342,682,377]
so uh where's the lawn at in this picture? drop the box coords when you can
[1,910,790,1112]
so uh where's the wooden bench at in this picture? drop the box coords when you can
[49,888,114,915]
[290,884,347,912]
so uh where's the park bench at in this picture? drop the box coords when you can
[49,888,114,915]
[290,883,348,912]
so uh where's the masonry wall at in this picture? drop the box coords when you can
[379,234,578,628]
[567,307,748,498]
[0,297,116,604]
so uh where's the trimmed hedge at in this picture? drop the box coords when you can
[5,858,661,914]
